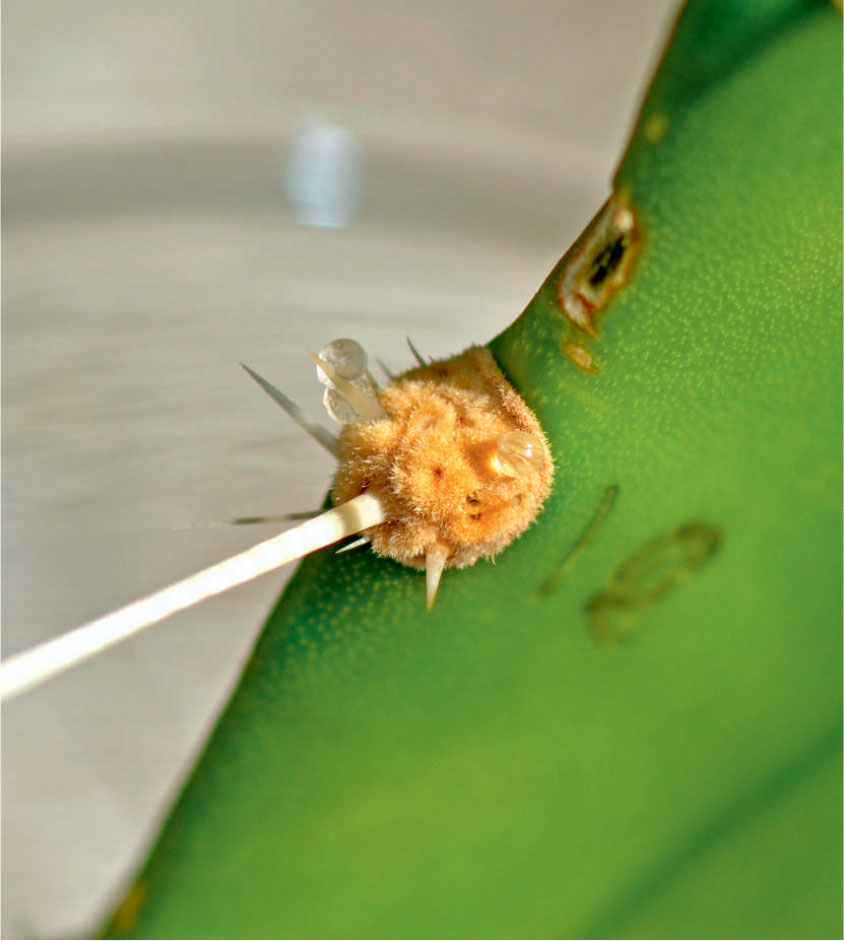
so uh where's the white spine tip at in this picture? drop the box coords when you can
[335,535,371,555]
[425,544,449,611]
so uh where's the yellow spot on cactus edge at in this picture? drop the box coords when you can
[112,881,148,934]
[644,111,668,143]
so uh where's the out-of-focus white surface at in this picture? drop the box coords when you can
[2,2,678,936]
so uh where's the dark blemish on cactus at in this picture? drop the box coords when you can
[588,234,628,289]
[585,520,722,642]
[557,194,638,337]
[537,485,618,598]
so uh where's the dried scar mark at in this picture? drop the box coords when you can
[557,193,638,337]
[537,485,618,598]
[562,341,600,375]
[585,520,722,643]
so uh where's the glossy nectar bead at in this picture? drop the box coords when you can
[492,431,546,478]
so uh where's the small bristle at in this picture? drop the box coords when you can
[240,362,339,455]
[407,336,427,367]
[231,511,320,525]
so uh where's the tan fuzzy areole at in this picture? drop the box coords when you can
[331,346,553,571]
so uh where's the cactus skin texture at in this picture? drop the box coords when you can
[106,0,842,937]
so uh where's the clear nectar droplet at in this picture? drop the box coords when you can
[324,385,365,424]
[494,431,546,478]
[314,338,385,424]
[316,338,368,385]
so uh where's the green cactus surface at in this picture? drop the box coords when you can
[105,0,842,937]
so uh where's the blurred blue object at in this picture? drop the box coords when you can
[283,122,363,228]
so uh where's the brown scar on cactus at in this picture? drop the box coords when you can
[562,340,601,375]
[536,484,618,598]
[585,520,722,642]
[557,193,639,337]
